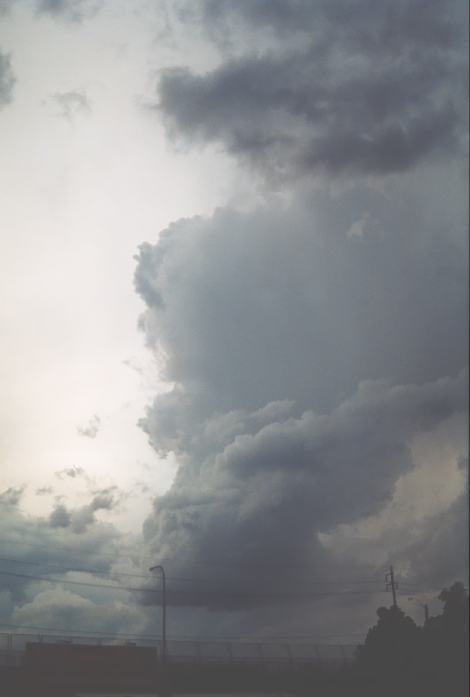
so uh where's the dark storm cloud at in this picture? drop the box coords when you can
[159,0,468,180]
[0,50,15,108]
[135,184,468,609]
[192,0,463,50]
[139,373,466,610]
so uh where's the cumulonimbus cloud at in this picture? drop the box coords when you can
[135,185,468,609]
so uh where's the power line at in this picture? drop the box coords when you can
[0,540,141,568]
[0,569,150,593]
[0,546,428,592]
[155,556,384,578]
[0,541,383,579]
[0,556,154,582]
[0,555,386,586]
[0,569,388,600]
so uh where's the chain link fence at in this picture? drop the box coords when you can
[0,631,357,670]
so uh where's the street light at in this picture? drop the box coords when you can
[149,564,167,664]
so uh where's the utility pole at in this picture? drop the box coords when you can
[408,597,429,626]
[385,565,398,607]
[149,564,167,664]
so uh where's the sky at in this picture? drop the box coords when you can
[0,0,468,645]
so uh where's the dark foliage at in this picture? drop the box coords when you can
[356,604,420,676]
[356,581,469,695]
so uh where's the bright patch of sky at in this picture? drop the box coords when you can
[0,0,241,531]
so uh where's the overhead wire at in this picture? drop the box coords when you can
[0,569,388,599]
[0,541,384,580]
[0,555,386,586]
[0,544,429,597]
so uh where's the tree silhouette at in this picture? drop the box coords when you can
[356,582,469,696]
[422,581,469,692]
[356,604,420,677]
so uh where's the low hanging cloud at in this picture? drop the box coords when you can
[135,184,468,610]
[158,0,468,180]
[0,50,15,108]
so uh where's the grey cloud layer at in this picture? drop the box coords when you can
[160,0,467,179]
[192,0,463,49]
[135,185,468,609]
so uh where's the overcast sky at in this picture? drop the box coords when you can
[0,0,468,645]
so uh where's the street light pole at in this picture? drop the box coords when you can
[149,564,167,664]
